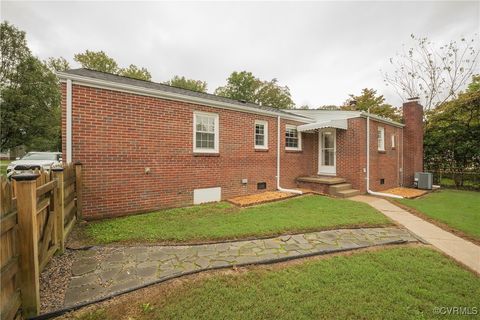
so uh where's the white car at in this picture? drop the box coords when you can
[6,152,62,178]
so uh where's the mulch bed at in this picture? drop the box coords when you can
[382,187,429,199]
[227,191,310,207]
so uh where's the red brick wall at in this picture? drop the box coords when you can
[335,118,404,192]
[62,83,317,219]
[336,118,367,191]
[367,119,404,191]
[402,100,424,186]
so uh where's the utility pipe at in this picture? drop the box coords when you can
[366,109,403,199]
[277,116,303,194]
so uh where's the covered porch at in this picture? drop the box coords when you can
[295,117,360,198]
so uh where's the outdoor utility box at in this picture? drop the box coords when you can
[414,172,433,190]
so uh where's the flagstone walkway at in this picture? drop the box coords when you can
[62,227,419,308]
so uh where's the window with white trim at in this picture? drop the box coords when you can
[254,120,268,149]
[391,134,396,149]
[193,111,219,153]
[377,126,385,151]
[286,125,302,150]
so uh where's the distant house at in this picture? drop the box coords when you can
[58,69,423,219]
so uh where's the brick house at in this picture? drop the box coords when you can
[58,69,423,219]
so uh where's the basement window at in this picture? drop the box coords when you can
[257,182,267,190]
[380,179,385,185]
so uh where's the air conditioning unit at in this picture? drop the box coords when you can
[414,172,433,190]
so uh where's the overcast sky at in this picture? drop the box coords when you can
[2,1,479,107]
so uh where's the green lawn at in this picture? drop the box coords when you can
[74,247,480,320]
[84,195,391,244]
[0,159,11,176]
[397,190,480,241]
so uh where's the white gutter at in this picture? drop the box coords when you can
[366,110,403,199]
[66,79,72,163]
[276,116,302,195]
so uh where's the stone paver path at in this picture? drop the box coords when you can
[352,195,480,274]
[63,227,418,308]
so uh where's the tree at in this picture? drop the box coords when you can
[215,71,295,109]
[46,56,70,72]
[165,75,207,92]
[215,71,262,102]
[424,75,480,187]
[74,50,119,73]
[1,50,61,151]
[0,21,31,84]
[341,88,402,122]
[383,34,478,111]
[119,64,151,81]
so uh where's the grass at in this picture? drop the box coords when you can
[84,195,391,244]
[0,159,11,176]
[397,190,480,241]
[73,246,480,320]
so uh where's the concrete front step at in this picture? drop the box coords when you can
[332,189,361,198]
[296,176,346,185]
[329,183,352,192]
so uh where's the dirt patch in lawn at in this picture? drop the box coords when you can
[382,187,429,199]
[55,243,425,320]
[227,191,305,207]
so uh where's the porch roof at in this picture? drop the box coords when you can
[297,119,348,132]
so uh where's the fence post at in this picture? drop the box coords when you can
[52,168,65,254]
[12,172,40,318]
[74,162,83,220]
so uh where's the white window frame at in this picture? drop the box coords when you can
[193,111,219,153]
[391,134,396,149]
[377,126,385,151]
[285,124,302,151]
[254,120,268,149]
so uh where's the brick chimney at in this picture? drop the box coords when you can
[402,98,424,186]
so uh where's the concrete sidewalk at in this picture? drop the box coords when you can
[352,195,480,274]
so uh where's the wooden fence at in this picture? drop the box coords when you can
[0,163,82,319]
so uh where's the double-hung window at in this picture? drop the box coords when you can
[286,125,301,150]
[254,120,268,149]
[193,111,219,153]
[377,126,385,151]
[391,134,396,149]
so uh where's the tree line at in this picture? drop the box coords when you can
[1,21,478,184]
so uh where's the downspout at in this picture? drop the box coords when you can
[276,116,302,194]
[365,110,403,199]
[66,79,73,163]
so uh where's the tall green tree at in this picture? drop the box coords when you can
[424,75,480,186]
[215,71,295,109]
[165,75,207,92]
[74,50,119,73]
[1,22,61,151]
[341,88,401,122]
[74,50,152,81]
[119,64,151,81]
[46,56,70,72]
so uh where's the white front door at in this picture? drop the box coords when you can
[318,129,336,175]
